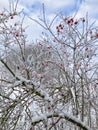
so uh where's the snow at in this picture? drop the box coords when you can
[31,111,92,130]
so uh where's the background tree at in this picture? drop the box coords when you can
[0,1,98,130]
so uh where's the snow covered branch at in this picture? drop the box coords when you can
[32,112,91,130]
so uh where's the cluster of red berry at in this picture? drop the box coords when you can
[64,17,78,25]
[56,24,64,33]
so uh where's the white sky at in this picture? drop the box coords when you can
[0,0,98,41]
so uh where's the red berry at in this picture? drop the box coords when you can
[57,29,60,33]
[15,33,19,37]
[70,18,74,23]
[61,26,64,29]
[10,16,14,19]
[91,36,93,39]
[86,64,88,66]
[85,48,88,51]
[45,63,48,67]
[67,20,71,24]
[48,106,51,110]
[59,24,62,27]
[0,13,3,16]
[48,46,52,49]
[51,122,55,126]
[74,21,78,25]
[63,52,66,55]
[61,94,64,96]
[96,34,98,38]
[14,23,17,26]
[53,39,56,42]
[56,26,58,29]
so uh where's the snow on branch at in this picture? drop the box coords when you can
[13,75,53,103]
[31,112,91,130]
[0,58,52,102]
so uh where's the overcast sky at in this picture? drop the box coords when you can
[0,0,98,41]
